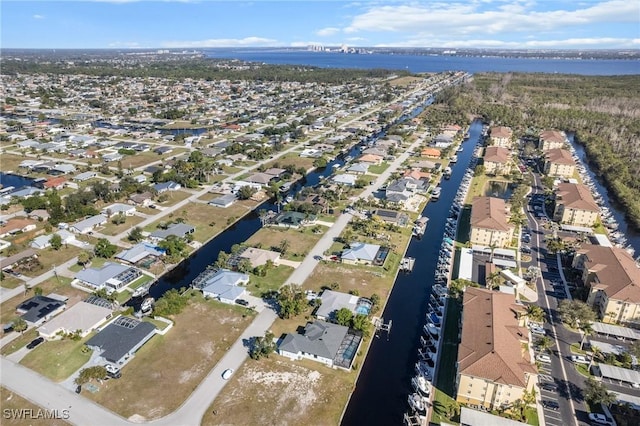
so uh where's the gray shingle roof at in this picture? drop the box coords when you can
[279,320,349,360]
[16,295,65,324]
[86,316,156,364]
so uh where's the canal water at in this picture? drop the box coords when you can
[0,172,35,190]
[568,134,640,255]
[341,119,482,425]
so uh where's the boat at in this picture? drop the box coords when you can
[450,155,458,164]
[140,297,154,313]
[279,182,293,193]
[131,284,151,298]
[412,217,429,237]
[411,375,431,398]
[456,145,463,153]
[408,392,428,417]
[431,186,441,201]
[443,167,452,179]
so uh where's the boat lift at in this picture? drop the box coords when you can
[373,316,392,341]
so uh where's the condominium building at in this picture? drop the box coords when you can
[553,182,599,227]
[544,148,576,178]
[470,197,514,248]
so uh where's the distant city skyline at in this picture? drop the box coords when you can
[1,0,639,50]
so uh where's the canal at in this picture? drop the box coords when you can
[341,119,483,425]
[568,134,640,255]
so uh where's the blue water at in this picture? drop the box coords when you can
[206,50,640,76]
[0,172,35,190]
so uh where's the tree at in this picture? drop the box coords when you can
[335,308,354,327]
[249,331,277,360]
[526,304,546,323]
[34,287,43,296]
[278,239,290,256]
[237,185,257,200]
[449,278,478,300]
[94,238,117,258]
[557,300,596,329]
[579,322,594,350]
[277,284,306,319]
[584,377,617,407]
[214,251,230,269]
[77,250,94,267]
[158,235,187,262]
[12,317,27,335]
[352,314,371,336]
[128,227,144,242]
[535,336,554,353]
[154,288,188,316]
[49,234,63,250]
[74,366,108,386]
[236,258,253,274]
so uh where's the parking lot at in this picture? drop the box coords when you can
[536,350,565,426]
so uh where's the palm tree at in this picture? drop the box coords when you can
[579,322,594,350]
[486,271,502,290]
[536,336,554,353]
[526,304,545,323]
[589,346,602,370]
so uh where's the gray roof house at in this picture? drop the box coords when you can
[153,181,181,193]
[315,290,372,322]
[70,214,107,234]
[16,295,66,326]
[150,223,195,240]
[75,262,141,291]
[209,193,237,208]
[332,174,357,186]
[199,269,249,304]
[278,320,360,369]
[74,171,97,182]
[347,163,369,175]
[85,316,157,365]
[341,242,381,265]
[115,243,164,265]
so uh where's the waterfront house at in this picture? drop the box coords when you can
[315,290,372,322]
[209,193,238,208]
[488,126,513,148]
[358,153,384,165]
[75,262,141,292]
[455,287,536,410]
[552,183,599,227]
[341,242,382,265]
[200,269,249,304]
[332,174,357,187]
[273,211,316,228]
[347,163,369,175]
[469,197,514,248]
[572,244,640,325]
[38,297,113,339]
[115,243,164,265]
[42,176,68,190]
[421,147,441,159]
[278,320,361,370]
[538,129,567,151]
[482,146,512,176]
[85,316,157,365]
[244,172,275,186]
[237,247,280,268]
[16,295,66,326]
[150,223,195,241]
[70,214,107,234]
[543,148,576,178]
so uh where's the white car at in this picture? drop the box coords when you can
[536,354,552,363]
[570,355,590,364]
[222,368,234,380]
[588,413,610,424]
[531,326,546,336]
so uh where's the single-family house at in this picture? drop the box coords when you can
[0,219,37,238]
[315,290,372,322]
[332,174,357,186]
[38,297,113,339]
[70,214,107,234]
[358,154,384,165]
[199,269,249,304]
[16,295,66,326]
[42,176,68,190]
[347,163,369,175]
[74,171,97,182]
[115,243,164,265]
[421,147,441,159]
[209,193,238,208]
[153,181,181,193]
[150,223,195,240]
[75,262,142,291]
[101,203,136,217]
[244,172,275,186]
[238,247,280,268]
[128,191,154,207]
[85,316,157,365]
[341,242,382,265]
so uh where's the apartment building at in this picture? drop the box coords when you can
[538,130,567,152]
[544,148,576,178]
[553,182,599,227]
[489,126,513,148]
[483,146,512,176]
[470,197,514,248]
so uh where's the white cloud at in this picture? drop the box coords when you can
[316,27,340,37]
[162,37,278,48]
[344,0,639,36]
[108,41,146,48]
[32,14,45,19]
[374,37,639,49]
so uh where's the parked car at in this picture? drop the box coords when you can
[105,364,122,379]
[26,337,44,350]
[543,400,559,410]
[222,368,234,380]
[235,299,249,307]
[531,326,546,336]
[537,354,552,363]
[541,383,558,392]
[570,355,590,364]
[588,413,610,424]
[2,323,14,334]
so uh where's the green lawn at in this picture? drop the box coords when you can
[246,265,294,296]
[525,407,540,426]
[128,273,154,291]
[367,162,390,174]
[20,338,91,382]
[0,276,23,289]
[431,388,460,425]
[0,329,39,356]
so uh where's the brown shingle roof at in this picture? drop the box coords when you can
[457,287,535,387]
[471,196,511,232]
[484,146,511,163]
[545,148,575,165]
[490,126,512,139]
[578,244,640,303]
[540,129,566,144]
[555,183,599,212]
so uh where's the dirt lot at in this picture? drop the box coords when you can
[85,295,255,420]
[245,226,324,261]
[203,357,355,426]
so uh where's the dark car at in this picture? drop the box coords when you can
[3,323,14,334]
[26,337,44,350]
[543,400,560,410]
[235,299,249,307]
[75,385,82,394]
[541,383,558,392]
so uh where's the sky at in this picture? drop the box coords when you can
[1,0,639,50]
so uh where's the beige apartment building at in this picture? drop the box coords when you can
[539,129,567,151]
[553,182,599,227]
[573,244,640,325]
[456,287,537,410]
[489,126,513,148]
[483,146,512,176]
[470,197,514,248]
[544,148,576,178]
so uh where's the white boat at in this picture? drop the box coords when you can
[141,297,154,312]
[408,392,427,416]
[456,146,463,153]
[412,375,431,398]
[443,167,452,179]
[450,155,458,163]
[431,186,441,201]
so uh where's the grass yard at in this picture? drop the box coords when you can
[156,190,192,207]
[1,329,39,356]
[0,276,23,289]
[431,388,460,425]
[465,173,490,203]
[1,387,70,426]
[0,153,27,172]
[20,338,91,382]
[367,162,390,174]
[245,226,323,261]
[264,152,315,171]
[202,356,356,426]
[118,151,178,169]
[388,76,424,87]
[85,294,255,420]
[302,261,393,301]
[100,215,144,236]
[246,265,294,296]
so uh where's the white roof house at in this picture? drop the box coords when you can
[315,290,361,321]
[38,299,113,339]
[101,203,136,217]
[200,269,249,304]
[115,243,164,264]
[341,242,381,264]
[332,174,357,186]
[70,214,107,234]
[75,262,141,291]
